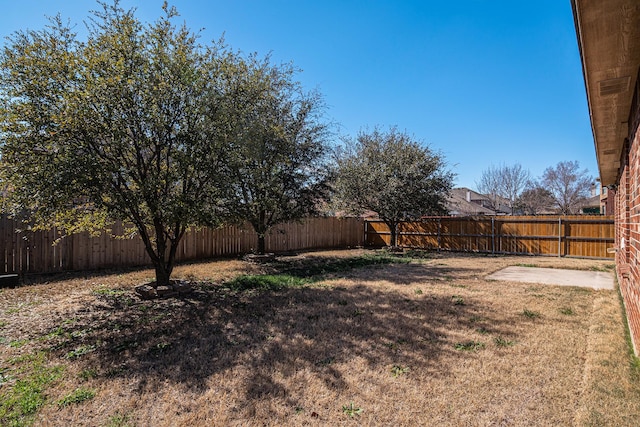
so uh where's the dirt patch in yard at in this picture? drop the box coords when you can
[0,250,637,426]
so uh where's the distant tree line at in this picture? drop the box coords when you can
[476,161,595,215]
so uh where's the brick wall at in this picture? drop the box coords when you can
[602,187,615,216]
[617,84,640,355]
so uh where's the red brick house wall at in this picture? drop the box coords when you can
[572,0,640,355]
[617,81,640,355]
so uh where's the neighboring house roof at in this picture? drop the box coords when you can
[579,194,602,214]
[450,188,483,203]
[446,188,512,216]
[581,194,601,208]
[447,190,496,216]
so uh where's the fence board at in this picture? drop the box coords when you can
[0,216,364,274]
[365,216,615,259]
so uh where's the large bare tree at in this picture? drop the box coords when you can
[541,161,593,214]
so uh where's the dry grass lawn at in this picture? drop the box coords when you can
[1,249,639,426]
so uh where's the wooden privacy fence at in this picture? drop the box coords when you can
[0,216,364,275]
[365,215,615,259]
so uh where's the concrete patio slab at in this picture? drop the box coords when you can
[486,266,615,290]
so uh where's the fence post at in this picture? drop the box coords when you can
[364,221,367,247]
[558,217,562,257]
[493,217,496,254]
[437,218,441,251]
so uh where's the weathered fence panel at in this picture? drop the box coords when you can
[365,216,615,259]
[0,216,364,274]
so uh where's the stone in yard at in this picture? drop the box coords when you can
[174,281,193,295]
[135,280,193,299]
[243,253,276,263]
[156,285,177,297]
[135,284,156,300]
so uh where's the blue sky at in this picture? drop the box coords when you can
[0,1,595,189]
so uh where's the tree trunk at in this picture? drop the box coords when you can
[135,218,179,288]
[257,234,266,255]
[255,210,268,255]
[153,261,172,287]
[388,221,399,247]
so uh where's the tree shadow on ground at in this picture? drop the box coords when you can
[42,259,518,417]
[264,253,486,285]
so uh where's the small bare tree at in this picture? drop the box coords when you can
[502,164,531,212]
[476,163,531,213]
[476,165,503,211]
